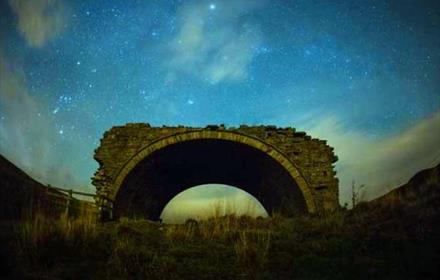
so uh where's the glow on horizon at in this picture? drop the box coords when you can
[160,184,268,224]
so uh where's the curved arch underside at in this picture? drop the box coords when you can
[114,134,315,220]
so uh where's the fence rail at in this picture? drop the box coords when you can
[43,185,113,220]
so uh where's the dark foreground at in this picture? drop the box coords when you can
[1,164,439,279]
[1,201,439,280]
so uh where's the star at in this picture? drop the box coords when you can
[1,0,439,211]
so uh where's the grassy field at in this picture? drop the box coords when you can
[1,164,439,279]
[1,200,439,280]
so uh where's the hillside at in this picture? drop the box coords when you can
[352,164,440,229]
[0,154,89,220]
[371,163,440,207]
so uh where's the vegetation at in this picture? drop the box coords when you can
[1,164,438,279]
[1,198,439,279]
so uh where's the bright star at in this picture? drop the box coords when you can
[209,4,216,10]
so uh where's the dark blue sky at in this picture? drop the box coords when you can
[1,0,439,205]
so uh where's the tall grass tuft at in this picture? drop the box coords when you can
[234,229,272,277]
[13,204,99,277]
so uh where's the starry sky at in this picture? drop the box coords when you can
[0,0,439,209]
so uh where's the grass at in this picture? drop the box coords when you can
[1,205,438,279]
[1,176,439,279]
[9,208,100,279]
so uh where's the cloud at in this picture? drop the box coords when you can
[305,111,440,206]
[158,112,440,214]
[167,0,264,84]
[0,50,80,188]
[9,0,67,47]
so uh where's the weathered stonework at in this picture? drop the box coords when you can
[92,124,339,219]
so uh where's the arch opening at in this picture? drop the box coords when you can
[160,184,269,224]
[113,137,311,220]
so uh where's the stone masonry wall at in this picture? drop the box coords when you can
[92,123,339,212]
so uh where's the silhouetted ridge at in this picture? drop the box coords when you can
[371,163,440,206]
[0,154,67,220]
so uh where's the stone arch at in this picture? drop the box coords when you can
[110,130,316,218]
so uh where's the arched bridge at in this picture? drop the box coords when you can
[92,124,339,220]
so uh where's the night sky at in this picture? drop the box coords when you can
[0,0,439,209]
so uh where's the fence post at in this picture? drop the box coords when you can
[98,197,114,222]
[65,189,73,217]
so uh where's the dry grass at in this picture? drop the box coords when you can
[164,201,272,242]
[234,228,272,277]
[18,205,98,243]
[4,206,439,279]
[163,204,275,278]
[5,170,439,279]
[13,204,99,274]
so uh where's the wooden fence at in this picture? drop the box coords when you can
[43,185,114,220]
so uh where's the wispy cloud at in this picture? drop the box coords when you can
[305,111,440,205]
[167,0,264,84]
[0,51,79,188]
[9,0,67,47]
